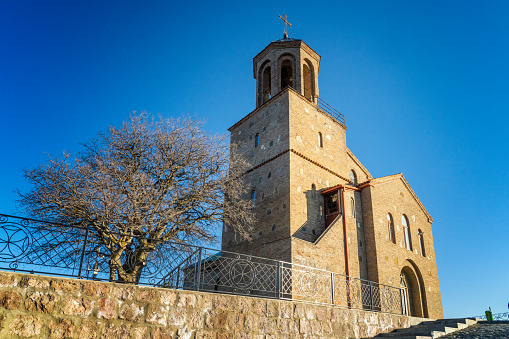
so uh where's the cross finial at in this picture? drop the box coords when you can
[279,14,292,39]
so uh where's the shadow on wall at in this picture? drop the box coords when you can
[292,187,332,243]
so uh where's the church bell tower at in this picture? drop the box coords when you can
[254,38,320,107]
[221,17,444,319]
[222,26,361,272]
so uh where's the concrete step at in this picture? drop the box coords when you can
[379,330,445,338]
[369,335,433,338]
[452,322,468,330]
[404,324,458,333]
[421,318,477,326]
[371,318,479,338]
[416,322,466,331]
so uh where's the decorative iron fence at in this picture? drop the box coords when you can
[474,312,509,320]
[0,213,402,314]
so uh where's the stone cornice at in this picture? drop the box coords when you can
[239,148,351,184]
[228,87,346,132]
[290,149,350,182]
[227,87,290,132]
[241,149,291,176]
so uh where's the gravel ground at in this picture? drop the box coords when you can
[441,321,509,339]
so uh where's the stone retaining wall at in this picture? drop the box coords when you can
[0,271,426,338]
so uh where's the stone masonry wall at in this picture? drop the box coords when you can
[360,176,443,319]
[287,90,370,280]
[224,89,291,260]
[0,271,427,339]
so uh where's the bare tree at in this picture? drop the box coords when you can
[17,113,254,283]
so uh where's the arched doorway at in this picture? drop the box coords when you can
[400,272,413,316]
[400,266,424,317]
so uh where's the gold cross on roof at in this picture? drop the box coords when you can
[279,14,292,39]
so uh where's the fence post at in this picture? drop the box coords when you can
[400,287,405,315]
[77,225,90,279]
[196,247,203,291]
[346,276,352,309]
[276,261,281,299]
[176,265,180,289]
[369,282,374,310]
[330,272,335,305]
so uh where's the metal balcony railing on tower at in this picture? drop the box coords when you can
[314,95,345,125]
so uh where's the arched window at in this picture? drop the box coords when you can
[402,215,412,251]
[255,133,260,147]
[318,132,323,147]
[387,213,396,244]
[350,197,355,218]
[303,61,314,100]
[418,229,426,257]
[349,170,357,185]
[281,59,293,89]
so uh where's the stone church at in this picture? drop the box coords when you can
[221,33,443,319]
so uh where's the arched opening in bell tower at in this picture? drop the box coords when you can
[257,61,272,107]
[280,59,294,89]
[303,60,314,100]
[261,65,271,104]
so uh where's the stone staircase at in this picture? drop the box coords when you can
[368,318,479,339]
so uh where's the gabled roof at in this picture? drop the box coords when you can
[346,147,373,179]
[359,173,433,223]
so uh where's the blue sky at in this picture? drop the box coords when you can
[1,1,508,318]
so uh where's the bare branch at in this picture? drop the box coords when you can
[17,113,255,282]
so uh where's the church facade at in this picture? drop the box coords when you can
[221,37,443,319]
